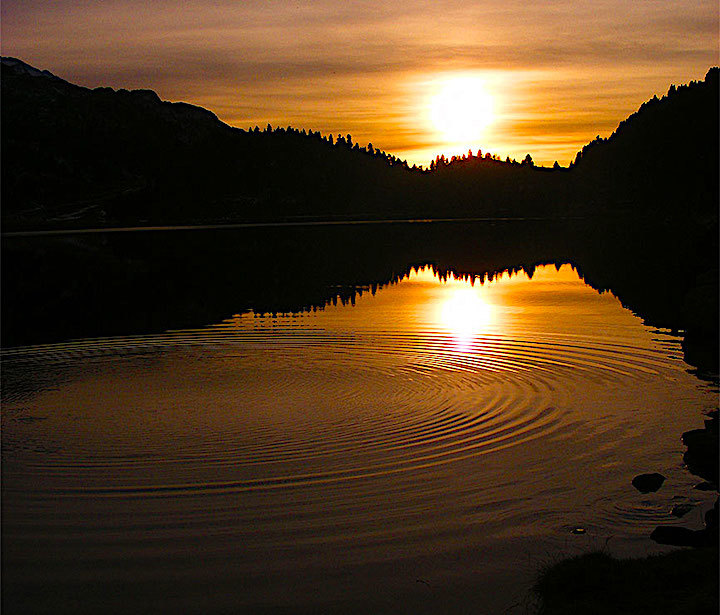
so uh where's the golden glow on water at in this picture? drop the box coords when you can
[343,264,613,345]
[437,283,494,348]
[3,262,716,615]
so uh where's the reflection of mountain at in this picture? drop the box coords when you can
[4,220,716,375]
[2,57,718,228]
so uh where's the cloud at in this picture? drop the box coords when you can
[2,0,716,166]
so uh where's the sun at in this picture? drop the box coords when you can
[430,76,495,144]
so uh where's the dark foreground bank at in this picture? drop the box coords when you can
[533,548,718,615]
[533,407,718,613]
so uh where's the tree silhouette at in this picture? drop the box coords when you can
[2,56,717,229]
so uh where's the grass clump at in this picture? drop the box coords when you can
[533,548,718,615]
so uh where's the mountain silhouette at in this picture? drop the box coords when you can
[1,57,718,229]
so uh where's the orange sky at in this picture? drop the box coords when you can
[2,1,717,167]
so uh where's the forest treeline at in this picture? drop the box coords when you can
[1,57,718,229]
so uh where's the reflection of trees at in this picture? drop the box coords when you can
[4,219,716,377]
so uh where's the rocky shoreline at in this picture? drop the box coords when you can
[534,409,719,613]
[646,410,718,549]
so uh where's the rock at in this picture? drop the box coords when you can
[650,526,715,548]
[670,503,693,518]
[571,527,587,535]
[705,498,718,529]
[632,473,666,493]
[693,481,717,491]
[682,425,719,484]
[683,449,719,485]
[682,428,715,448]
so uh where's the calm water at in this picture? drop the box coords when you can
[2,265,716,614]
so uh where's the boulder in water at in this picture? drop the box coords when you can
[632,473,666,493]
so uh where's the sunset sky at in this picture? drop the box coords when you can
[2,0,716,166]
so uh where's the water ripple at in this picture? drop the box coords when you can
[2,320,680,500]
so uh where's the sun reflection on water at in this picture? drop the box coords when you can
[438,285,494,348]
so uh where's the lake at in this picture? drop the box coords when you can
[2,231,716,614]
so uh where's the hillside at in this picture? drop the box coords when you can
[2,57,419,227]
[571,67,719,221]
[1,57,718,229]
